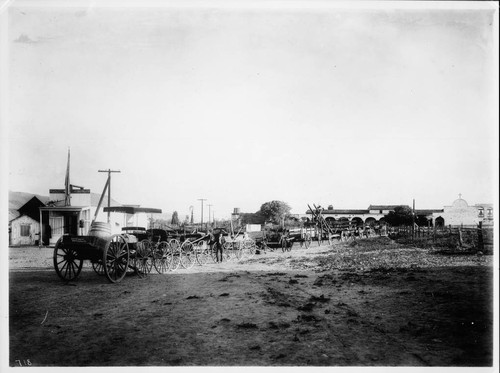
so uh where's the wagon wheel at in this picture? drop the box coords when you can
[168,239,182,271]
[92,260,105,276]
[303,234,312,249]
[242,239,256,259]
[233,241,243,261]
[153,241,170,274]
[261,239,272,252]
[226,241,241,261]
[281,237,287,253]
[180,240,196,269]
[195,241,209,266]
[103,234,130,283]
[134,240,153,277]
[208,243,218,263]
[328,234,334,246]
[53,237,83,281]
[222,242,233,262]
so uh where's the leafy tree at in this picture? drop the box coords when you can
[385,205,414,226]
[259,200,291,225]
[415,215,430,227]
[171,211,179,225]
[240,212,266,225]
[284,215,303,228]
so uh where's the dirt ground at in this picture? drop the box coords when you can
[8,237,494,367]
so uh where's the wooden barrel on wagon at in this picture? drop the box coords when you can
[88,221,112,238]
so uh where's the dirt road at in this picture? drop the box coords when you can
[8,238,493,366]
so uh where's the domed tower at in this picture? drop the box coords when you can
[451,194,469,210]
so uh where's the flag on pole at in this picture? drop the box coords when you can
[64,148,71,206]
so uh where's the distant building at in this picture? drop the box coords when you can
[9,195,46,246]
[432,195,493,227]
[39,187,123,246]
[304,204,442,227]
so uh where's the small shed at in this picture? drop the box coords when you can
[9,214,40,246]
[9,195,46,246]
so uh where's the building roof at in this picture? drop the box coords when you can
[18,196,46,222]
[326,209,370,215]
[103,206,162,214]
[9,191,49,222]
[415,209,444,215]
[9,213,40,224]
[367,205,409,210]
[306,209,369,215]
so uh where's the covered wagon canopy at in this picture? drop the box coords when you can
[103,206,162,214]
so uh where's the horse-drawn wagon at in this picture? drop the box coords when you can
[53,206,163,283]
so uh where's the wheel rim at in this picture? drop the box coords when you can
[209,243,218,263]
[180,241,195,269]
[234,241,243,261]
[169,239,181,271]
[222,242,231,262]
[92,260,105,276]
[196,241,208,266]
[153,241,169,274]
[134,240,153,277]
[243,239,256,259]
[103,235,129,283]
[53,238,83,281]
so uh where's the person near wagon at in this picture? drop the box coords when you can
[209,228,226,263]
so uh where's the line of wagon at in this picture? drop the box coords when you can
[53,220,260,284]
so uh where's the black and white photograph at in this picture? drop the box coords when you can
[1,0,498,369]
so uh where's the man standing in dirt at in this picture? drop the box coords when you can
[210,228,226,263]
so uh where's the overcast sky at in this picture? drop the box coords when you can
[3,1,498,220]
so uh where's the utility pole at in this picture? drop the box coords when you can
[208,204,213,228]
[198,198,207,230]
[97,169,121,223]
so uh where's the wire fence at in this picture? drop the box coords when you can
[388,223,494,254]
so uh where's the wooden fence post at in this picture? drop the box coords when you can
[477,221,484,252]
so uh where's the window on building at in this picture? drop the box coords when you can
[487,208,493,217]
[478,208,484,217]
[20,224,30,237]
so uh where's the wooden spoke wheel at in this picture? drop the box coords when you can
[92,260,105,276]
[180,240,195,269]
[53,237,83,281]
[134,240,153,277]
[281,238,288,252]
[168,239,181,271]
[153,241,170,274]
[233,241,243,261]
[209,243,218,263]
[242,239,256,259]
[222,242,232,262]
[328,235,334,246]
[103,234,130,283]
[303,234,312,249]
[195,241,209,266]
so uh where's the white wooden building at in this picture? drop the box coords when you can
[9,214,40,246]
